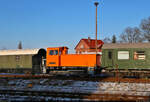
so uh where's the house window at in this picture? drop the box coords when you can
[80,44,84,48]
[134,51,145,60]
[108,51,112,59]
[118,51,129,60]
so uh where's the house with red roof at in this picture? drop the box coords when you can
[75,37,104,54]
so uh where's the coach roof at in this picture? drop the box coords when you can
[0,48,46,56]
[103,43,150,49]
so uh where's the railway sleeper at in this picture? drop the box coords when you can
[0,90,149,101]
[104,69,150,78]
[45,66,101,75]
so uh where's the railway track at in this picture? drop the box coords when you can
[0,89,149,102]
[1,74,150,83]
[0,74,150,101]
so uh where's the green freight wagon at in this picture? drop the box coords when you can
[102,43,150,72]
[0,48,46,73]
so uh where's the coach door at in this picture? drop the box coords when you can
[107,50,114,68]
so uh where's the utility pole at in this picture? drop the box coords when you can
[94,2,99,54]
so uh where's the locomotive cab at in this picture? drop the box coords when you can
[46,47,68,68]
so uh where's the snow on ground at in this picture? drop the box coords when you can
[0,78,150,96]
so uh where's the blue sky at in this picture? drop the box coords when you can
[0,0,150,52]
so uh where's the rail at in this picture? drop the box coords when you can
[0,74,150,83]
[0,89,149,101]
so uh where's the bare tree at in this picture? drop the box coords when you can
[18,41,22,49]
[140,17,150,42]
[103,37,111,43]
[119,27,143,43]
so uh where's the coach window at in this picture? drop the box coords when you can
[108,51,112,59]
[15,55,20,62]
[134,51,145,60]
[118,51,129,60]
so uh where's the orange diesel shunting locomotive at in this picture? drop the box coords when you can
[46,46,102,74]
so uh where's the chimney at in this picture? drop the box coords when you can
[88,37,91,43]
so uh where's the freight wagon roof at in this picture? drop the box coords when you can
[0,48,45,56]
[102,43,150,49]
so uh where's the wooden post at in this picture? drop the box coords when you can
[116,64,119,82]
[94,2,99,54]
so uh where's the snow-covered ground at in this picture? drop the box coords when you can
[0,78,150,96]
[0,78,150,101]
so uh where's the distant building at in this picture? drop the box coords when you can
[75,37,104,54]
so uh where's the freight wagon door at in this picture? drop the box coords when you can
[106,50,114,68]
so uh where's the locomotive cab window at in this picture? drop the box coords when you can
[49,50,58,55]
[134,51,146,60]
[59,51,62,55]
[54,50,58,55]
[49,50,54,55]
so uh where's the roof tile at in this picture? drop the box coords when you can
[81,38,104,48]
